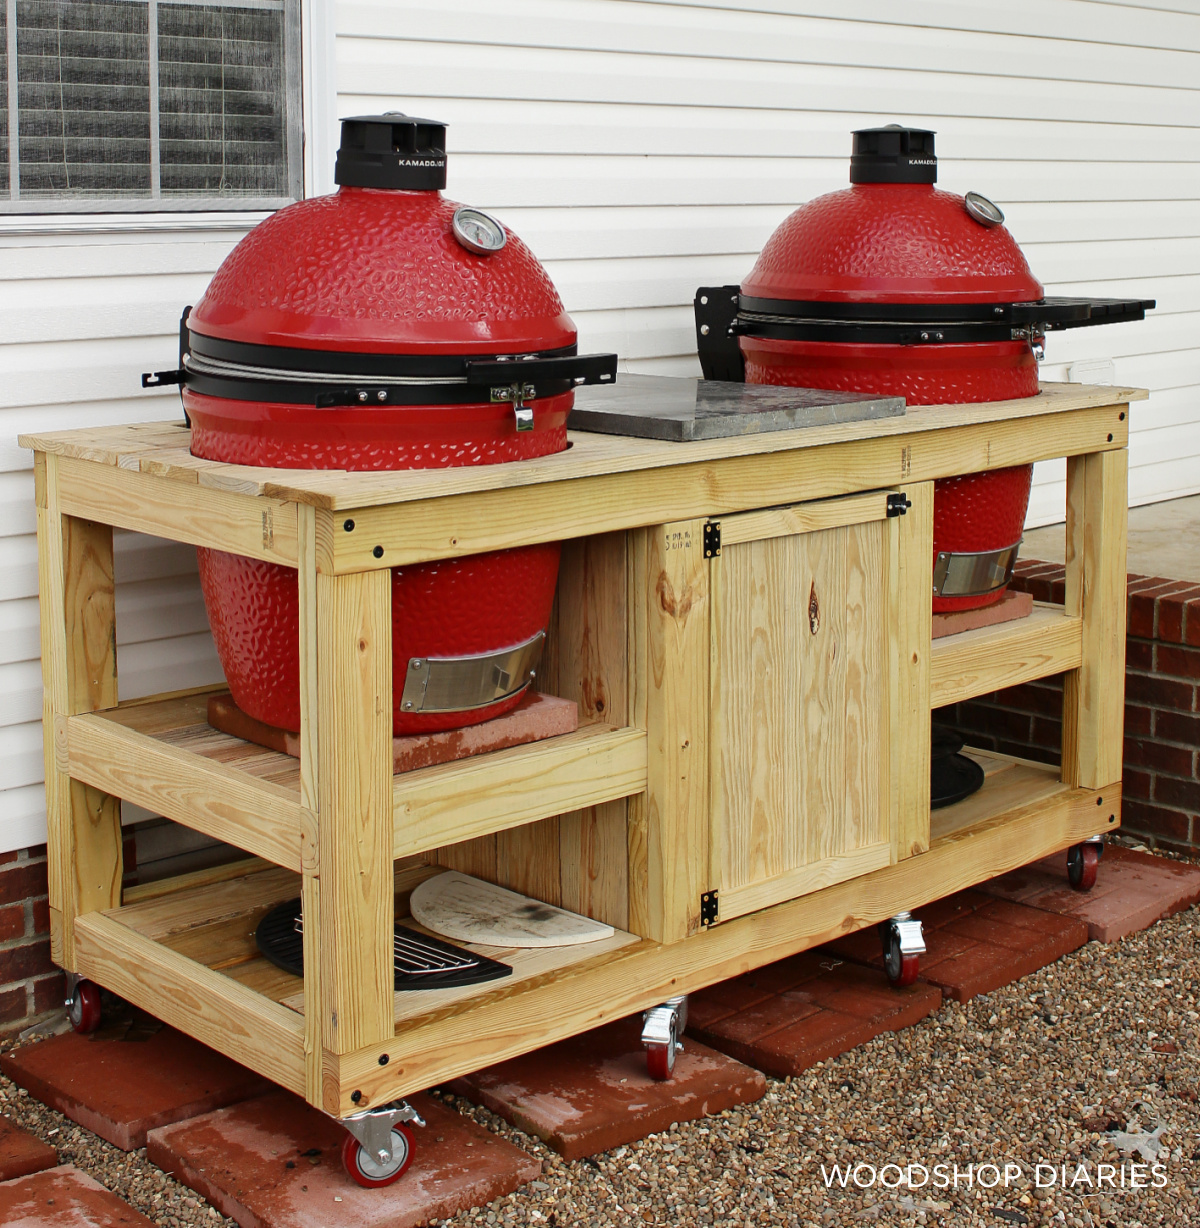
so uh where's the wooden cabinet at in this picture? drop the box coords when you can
[24,380,1136,1120]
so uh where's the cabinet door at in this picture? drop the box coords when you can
[706,488,929,924]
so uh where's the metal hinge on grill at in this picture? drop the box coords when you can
[700,890,719,928]
[886,492,912,517]
[703,521,722,558]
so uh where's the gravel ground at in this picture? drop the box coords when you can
[3,871,1197,1228]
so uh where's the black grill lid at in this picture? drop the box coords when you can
[335,113,448,191]
[850,125,937,185]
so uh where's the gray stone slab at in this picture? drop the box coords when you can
[569,374,904,442]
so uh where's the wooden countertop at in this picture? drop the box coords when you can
[21,380,1145,514]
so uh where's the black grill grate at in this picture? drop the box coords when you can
[255,898,512,992]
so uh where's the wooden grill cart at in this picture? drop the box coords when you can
[25,378,1137,1166]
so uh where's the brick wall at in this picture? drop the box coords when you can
[0,845,64,1037]
[941,560,1200,856]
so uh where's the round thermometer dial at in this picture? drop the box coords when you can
[964,191,1005,228]
[452,207,507,255]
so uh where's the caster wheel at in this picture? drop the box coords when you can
[883,931,920,988]
[341,1125,414,1188]
[67,980,102,1034]
[1067,843,1100,892]
[646,1040,676,1082]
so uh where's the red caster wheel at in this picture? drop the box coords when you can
[645,1040,676,1081]
[341,1124,414,1188]
[881,913,925,988]
[642,995,687,1081]
[66,980,102,1034]
[1067,842,1100,892]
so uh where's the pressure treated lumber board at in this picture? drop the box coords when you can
[322,770,1119,1115]
[1063,448,1129,790]
[75,910,305,1096]
[278,926,641,1024]
[392,726,646,860]
[53,454,299,566]
[708,505,889,922]
[37,460,123,968]
[315,568,395,1055]
[66,711,305,872]
[888,479,933,861]
[930,602,1084,709]
[322,404,1131,570]
[72,690,646,877]
[19,383,1144,511]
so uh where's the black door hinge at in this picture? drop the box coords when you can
[703,521,722,558]
[886,492,912,517]
[700,890,719,927]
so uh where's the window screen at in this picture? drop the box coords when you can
[1,0,300,211]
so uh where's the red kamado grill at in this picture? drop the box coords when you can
[694,125,1153,611]
[145,114,616,735]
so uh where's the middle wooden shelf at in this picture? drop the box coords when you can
[63,688,648,872]
[930,600,1083,709]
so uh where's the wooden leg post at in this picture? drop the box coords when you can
[297,506,324,1106]
[890,480,933,861]
[315,550,395,1112]
[37,454,122,968]
[1063,446,1129,790]
[628,520,710,944]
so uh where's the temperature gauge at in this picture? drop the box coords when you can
[452,207,507,255]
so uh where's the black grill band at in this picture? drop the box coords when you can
[147,316,619,407]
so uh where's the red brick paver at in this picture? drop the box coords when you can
[208,689,578,773]
[0,1164,155,1227]
[0,1113,57,1181]
[146,1090,539,1228]
[0,1018,269,1150]
[685,952,941,1078]
[451,1015,766,1160]
[825,891,1089,1002]
[979,844,1200,943]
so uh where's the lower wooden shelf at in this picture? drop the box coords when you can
[931,747,1071,843]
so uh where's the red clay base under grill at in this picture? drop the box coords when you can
[931,588,1033,639]
[206,690,579,775]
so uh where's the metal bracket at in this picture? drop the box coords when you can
[400,631,544,715]
[491,382,537,431]
[700,890,719,927]
[342,1100,425,1167]
[694,286,745,383]
[932,540,1021,598]
[890,912,926,956]
[642,995,688,1048]
[703,522,722,559]
[886,492,911,517]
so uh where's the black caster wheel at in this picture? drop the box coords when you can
[66,980,102,1034]
[341,1124,414,1188]
[1067,842,1100,891]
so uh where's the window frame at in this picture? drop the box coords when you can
[1,0,304,214]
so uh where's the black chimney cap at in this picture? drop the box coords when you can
[335,113,448,190]
[850,125,937,185]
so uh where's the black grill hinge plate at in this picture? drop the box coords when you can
[887,492,912,517]
[700,890,719,928]
[703,521,722,558]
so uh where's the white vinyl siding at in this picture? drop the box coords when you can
[1,0,1198,853]
[0,222,247,852]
